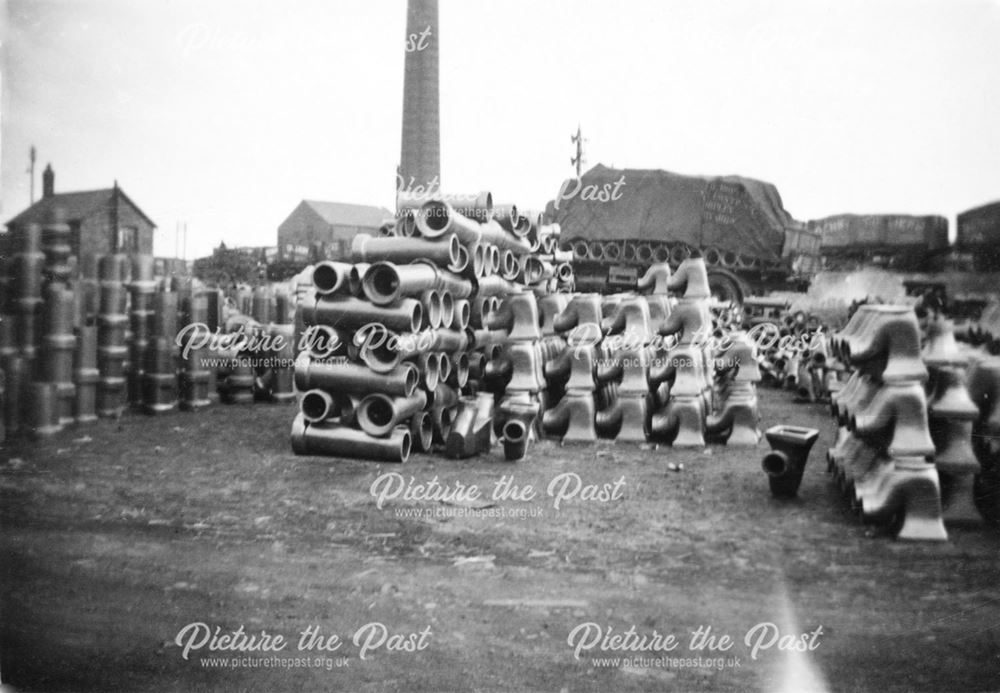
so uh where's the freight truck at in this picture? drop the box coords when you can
[546,164,821,304]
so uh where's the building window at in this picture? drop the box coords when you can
[118,226,139,253]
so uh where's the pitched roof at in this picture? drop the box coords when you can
[301,200,393,228]
[6,187,156,229]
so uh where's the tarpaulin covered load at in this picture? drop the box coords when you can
[957,200,1000,271]
[957,200,1000,248]
[544,164,793,263]
[809,214,949,252]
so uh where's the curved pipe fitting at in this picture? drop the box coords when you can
[761,425,819,498]
[602,296,652,339]
[501,341,545,392]
[637,263,671,295]
[667,258,711,299]
[657,300,709,346]
[486,293,541,341]
[841,308,927,382]
[706,399,761,446]
[541,391,597,443]
[859,457,948,541]
[542,346,597,392]
[291,414,410,463]
[552,294,603,335]
[649,394,704,447]
[851,381,936,457]
[598,393,650,443]
[538,294,571,336]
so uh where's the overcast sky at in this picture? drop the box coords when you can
[2,0,998,258]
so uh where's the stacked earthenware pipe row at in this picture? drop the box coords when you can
[0,214,298,441]
[516,258,763,447]
[827,305,951,540]
[289,193,573,462]
[211,287,296,405]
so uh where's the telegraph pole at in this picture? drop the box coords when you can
[570,125,586,177]
[27,146,36,204]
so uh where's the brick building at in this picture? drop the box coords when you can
[277,200,392,260]
[4,164,156,261]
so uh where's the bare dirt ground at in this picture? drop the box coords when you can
[2,389,1000,692]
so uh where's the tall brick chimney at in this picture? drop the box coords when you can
[42,163,54,199]
[399,0,440,198]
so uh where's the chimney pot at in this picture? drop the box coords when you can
[42,164,54,199]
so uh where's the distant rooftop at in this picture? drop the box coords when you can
[7,187,156,229]
[300,200,393,227]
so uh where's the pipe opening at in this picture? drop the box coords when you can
[762,451,789,476]
[503,419,527,444]
[399,210,416,237]
[365,338,398,369]
[440,291,454,328]
[399,430,412,461]
[421,200,450,233]
[402,366,419,396]
[424,291,442,329]
[301,390,332,421]
[438,352,452,382]
[369,267,399,301]
[410,303,424,332]
[366,397,394,428]
[313,263,344,293]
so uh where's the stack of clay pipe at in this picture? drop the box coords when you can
[290,191,573,463]
[211,287,296,405]
[827,304,948,541]
[705,331,764,446]
[540,293,609,443]
[647,257,716,446]
[922,316,984,525]
[482,292,550,460]
[0,218,295,441]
